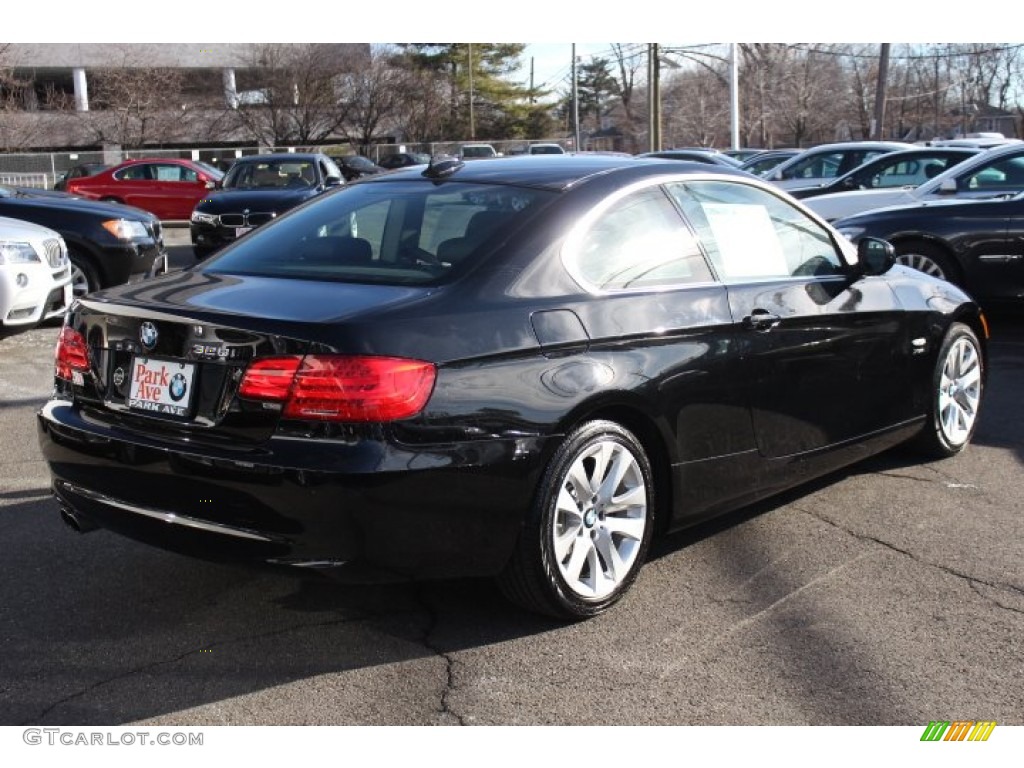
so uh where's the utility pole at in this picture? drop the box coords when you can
[730,43,740,150]
[572,44,581,152]
[468,43,475,140]
[530,57,535,105]
[872,43,890,140]
[647,43,661,152]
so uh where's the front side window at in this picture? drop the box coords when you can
[566,186,712,291]
[960,155,1024,192]
[667,180,847,281]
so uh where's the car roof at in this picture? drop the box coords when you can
[358,154,750,192]
[230,153,326,163]
[790,141,915,152]
[115,157,197,165]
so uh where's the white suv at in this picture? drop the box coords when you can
[1,216,73,328]
[459,144,499,160]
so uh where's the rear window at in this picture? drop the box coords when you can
[203,180,554,286]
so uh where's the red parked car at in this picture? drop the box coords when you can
[65,158,223,221]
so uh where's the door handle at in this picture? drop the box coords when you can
[743,309,781,331]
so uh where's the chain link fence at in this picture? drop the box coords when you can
[0,138,578,189]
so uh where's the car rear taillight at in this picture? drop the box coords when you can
[238,355,436,422]
[237,356,302,401]
[55,326,90,380]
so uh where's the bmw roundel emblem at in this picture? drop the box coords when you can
[140,321,158,349]
[169,373,188,402]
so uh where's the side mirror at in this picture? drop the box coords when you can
[937,178,957,195]
[324,176,343,187]
[857,237,895,276]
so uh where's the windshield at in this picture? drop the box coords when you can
[195,161,224,180]
[203,180,555,286]
[223,160,317,190]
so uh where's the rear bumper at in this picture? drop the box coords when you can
[38,398,548,580]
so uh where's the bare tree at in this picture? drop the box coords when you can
[739,44,790,147]
[231,43,361,147]
[775,46,846,146]
[0,43,37,151]
[341,47,405,148]
[610,44,642,126]
[85,58,192,148]
[661,66,730,147]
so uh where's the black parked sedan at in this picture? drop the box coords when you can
[53,162,109,192]
[0,184,166,297]
[190,153,343,259]
[833,193,1024,308]
[334,154,386,181]
[377,152,432,170]
[636,149,745,168]
[39,156,987,619]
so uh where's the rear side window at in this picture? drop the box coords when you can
[117,165,152,181]
[565,186,713,291]
[204,181,553,285]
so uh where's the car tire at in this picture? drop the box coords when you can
[69,251,100,298]
[911,322,983,458]
[497,420,655,620]
[894,241,961,285]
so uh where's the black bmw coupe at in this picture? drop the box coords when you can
[39,155,987,619]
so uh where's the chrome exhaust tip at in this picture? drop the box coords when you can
[59,506,99,534]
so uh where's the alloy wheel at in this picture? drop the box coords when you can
[938,336,982,447]
[551,439,648,600]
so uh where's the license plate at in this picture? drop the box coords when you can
[234,226,253,237]
[127,357,196,417]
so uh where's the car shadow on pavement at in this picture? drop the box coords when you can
[0,492,559,726]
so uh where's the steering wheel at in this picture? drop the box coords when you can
[398,245,444,270]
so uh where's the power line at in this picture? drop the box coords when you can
[788,43,1024,61]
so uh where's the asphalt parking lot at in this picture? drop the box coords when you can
[1,237,1021,725]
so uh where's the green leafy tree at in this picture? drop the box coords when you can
[577,57,620,128]
[398,44,538,139]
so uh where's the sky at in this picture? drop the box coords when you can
[517,44,621,93]
[9,1,1012,47]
